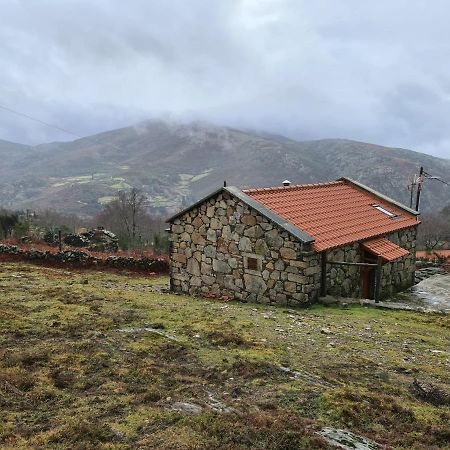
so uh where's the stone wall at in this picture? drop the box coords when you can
[380,227,417,297]
[326,242,362,297]
[324,227,417,299]
[0,244,169,273]
[169,190,321,306]
[169,189,418,304]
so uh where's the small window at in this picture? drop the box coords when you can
[372,204,398,218]
[247,257,258,270]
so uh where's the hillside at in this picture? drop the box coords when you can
[0,262,448,448]
[1,120,449,216]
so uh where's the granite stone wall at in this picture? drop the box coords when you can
[169,190,321,306]
[380,227,417,297]
[325,242,362,297]
[169,190,418,304]
[324,227,417,299]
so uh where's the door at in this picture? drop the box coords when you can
[361,251,377,299]
[361,267,376,299]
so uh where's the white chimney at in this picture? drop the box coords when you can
[282,180,291,186]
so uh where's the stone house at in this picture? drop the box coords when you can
[167,178,420,306]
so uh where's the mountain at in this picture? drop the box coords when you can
[1,120,449,217]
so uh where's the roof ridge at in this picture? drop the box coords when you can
[243,180,343,194]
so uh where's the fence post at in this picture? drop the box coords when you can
[320,251,327,296]
[374,256,383,303]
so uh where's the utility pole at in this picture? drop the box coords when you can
[415,166,424,212]
[409,174,416,209]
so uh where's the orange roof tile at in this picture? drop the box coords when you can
[362,238,409,261]
[243,179,419,251]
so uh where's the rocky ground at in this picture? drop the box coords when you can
[0,262,449,449]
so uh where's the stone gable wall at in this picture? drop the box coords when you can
[169,190,321,306]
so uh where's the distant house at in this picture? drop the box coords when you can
[167,178,420,305]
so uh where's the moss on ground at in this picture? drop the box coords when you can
[0,262,448,449]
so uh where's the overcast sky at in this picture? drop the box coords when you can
[1,0,450,158]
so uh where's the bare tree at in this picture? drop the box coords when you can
[417,214,449,251]
[118,188,147,240]
[95,188,156,249]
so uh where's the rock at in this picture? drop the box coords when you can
[222,225,232,240]
[192,232,205,245]
[204,245,217,258]
[318,427,381,450]
[187,258,201,276]
[241,214,257,226]
[280,247,297,260]
[255,239,270,256]
[171,402,203,414]
[320,327,333,335]
[206,229,217,242]
[265,229,283,249]
[244,273,267,294]
[192,217,203,228]
[287,273,307,283]
[244,225,263,239]
[172,253,187,264]
[63,234,90,247]
[411,378,450,406]
[213,260,231,274]
[238,237,252,252]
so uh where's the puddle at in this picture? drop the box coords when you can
[395,274,450,312]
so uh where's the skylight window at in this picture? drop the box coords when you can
[372,204,398,218]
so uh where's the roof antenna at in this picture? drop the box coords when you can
[223,180,227,187]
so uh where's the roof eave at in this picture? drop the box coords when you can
[338,177,420,216]
[166,186,315,244]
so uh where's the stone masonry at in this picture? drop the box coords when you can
[169,190,417,304]
[325,227,416,299]
[169,190,321,306]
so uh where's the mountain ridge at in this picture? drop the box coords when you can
[0,120,449,217]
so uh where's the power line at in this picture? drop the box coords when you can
[0,103,125,153]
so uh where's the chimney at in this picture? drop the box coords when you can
[282,180,291,186]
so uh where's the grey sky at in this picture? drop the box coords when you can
[1,0,449,158]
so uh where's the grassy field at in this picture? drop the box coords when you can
[0,262,449,449]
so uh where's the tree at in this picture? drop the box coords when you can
[95,188,160,250]
[118,188,148,241]
[417,214,449,251]
[0,210,19,239]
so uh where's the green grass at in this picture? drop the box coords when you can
[0,262,448,449]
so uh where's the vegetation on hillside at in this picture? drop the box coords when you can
[0,263,448,449]
[0,187,168,254]
[0,121,449,216]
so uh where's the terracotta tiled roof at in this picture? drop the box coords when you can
[416,250,450,261]
[362,238,409,262]
[243,179,419,251]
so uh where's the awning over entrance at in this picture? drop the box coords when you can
[362,237,409,262]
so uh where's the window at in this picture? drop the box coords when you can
[247,257,258,270]
[372,204,398,218]
[244,253,262,272]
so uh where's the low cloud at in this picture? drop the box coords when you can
[0,0,449,158]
